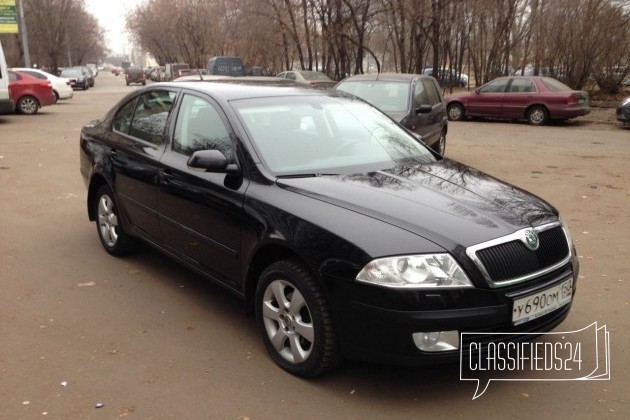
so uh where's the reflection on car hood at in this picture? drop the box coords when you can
[277,158,557,249]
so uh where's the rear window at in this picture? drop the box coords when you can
[540,77,572,92]
[336,80,410,113]
[301,71,330,81]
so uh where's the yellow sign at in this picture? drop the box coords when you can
[0,0,18,34]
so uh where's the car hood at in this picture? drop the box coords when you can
[276,158,557,250]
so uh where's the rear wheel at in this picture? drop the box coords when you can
[17,96,39,115]
[447,103,465,121]
[94,185,137,256]
[527,106,549,126]
[256,260,340,377]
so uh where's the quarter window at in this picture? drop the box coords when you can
[173,94,232,157]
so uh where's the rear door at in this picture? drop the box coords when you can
[108,89,178,241]
[0,41,14,114]
[503,77,537,119]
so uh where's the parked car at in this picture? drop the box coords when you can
[80,81,578,377]
[60,67,90,90]
[617,97,630,125]
[8,70,56,114]
[11,67,74,101]
[83,66,96,87]
[422,67,469,87]
[445,76,591,125]
[335,73,448,154]
[276,70,336,87]
[164,63,189,81]
[0,40,13,114]
[125,66,146,86]
[207,56,245,77]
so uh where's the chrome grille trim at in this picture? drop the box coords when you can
[466,221,572,288]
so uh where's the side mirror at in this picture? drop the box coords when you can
[187,150,239,174]
[415,104,433,114]
[474,88,481,94]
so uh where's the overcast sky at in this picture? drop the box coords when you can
[85,0,143,55]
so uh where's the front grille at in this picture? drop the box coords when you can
[467,224,572,287]
[476,226,569,283]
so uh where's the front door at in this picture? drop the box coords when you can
[467,78,510,117]
[158,93,247,290]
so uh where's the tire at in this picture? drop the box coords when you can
[447,103,465,121]
[53,91,59,103]
[94,185,137,256]
[433,128,447,155]
[83,81,88,91]
[527,106,549,126]
[17,96,39,115]
[255,260,340,377]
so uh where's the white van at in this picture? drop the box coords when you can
[0,41,14,114]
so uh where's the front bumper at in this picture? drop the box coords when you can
[328,263,577,365]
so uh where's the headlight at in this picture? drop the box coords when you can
[356,254,473,289]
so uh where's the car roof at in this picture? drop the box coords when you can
[339,73,427,82]
[156,79,340,101]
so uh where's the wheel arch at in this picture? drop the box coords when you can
[524,103,549,119]
[244,243,305,315]
[87,173,110,221]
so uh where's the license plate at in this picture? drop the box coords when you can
[512,278,573,325]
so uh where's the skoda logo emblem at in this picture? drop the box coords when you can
[523,229,539,251]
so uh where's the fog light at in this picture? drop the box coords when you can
[412,331,459,352]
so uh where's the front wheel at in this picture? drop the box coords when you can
[17,96,39,115]
[256,260,340,377]
[447,103,465,121]
[527,106,549,126]
[94,185,137,256]
[433,129,447,155]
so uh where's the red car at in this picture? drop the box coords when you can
[446,76,590,125]
[8,70,56,115]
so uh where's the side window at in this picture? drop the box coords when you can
[129,90,176,144]
[8,72,19,82]
[414,80,429,107]
[173,94,232,157]
[112,98,138,134]
[480,79,509,93]
[286,72,296,81]
[423,79,442,105]
[509,78,536,93]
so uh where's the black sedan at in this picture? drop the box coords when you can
[80,81,578,377]
[617,96,630,125]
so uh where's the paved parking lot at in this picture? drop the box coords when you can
[0,73,628,418]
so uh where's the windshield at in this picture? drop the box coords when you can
[336,80,410,113]
[232,95,434,176]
